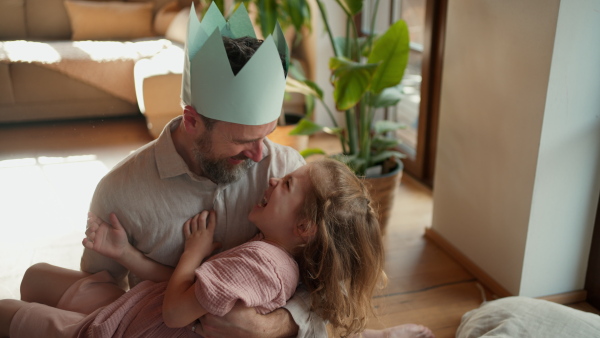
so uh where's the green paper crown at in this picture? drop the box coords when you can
[181,2,289,125]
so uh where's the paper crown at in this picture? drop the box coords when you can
[181,2,289,126]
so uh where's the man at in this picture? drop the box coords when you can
[79,44,316,338]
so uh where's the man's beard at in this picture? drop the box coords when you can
[193,134,254,184]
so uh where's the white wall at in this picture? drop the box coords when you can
[431,0,600,297]
[520,0,600,296]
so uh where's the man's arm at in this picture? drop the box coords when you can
[198,304,298,338]
[281,287,328,337]
[198,287,326,338]
[84,212,174,283]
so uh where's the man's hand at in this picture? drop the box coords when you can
[83,212,130,260]
[196,301,299,338]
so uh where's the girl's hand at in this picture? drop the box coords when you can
[183,210,221,258]
[83,212,130,260]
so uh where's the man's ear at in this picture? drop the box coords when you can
[295,222,317,242]
[182,105,200,133]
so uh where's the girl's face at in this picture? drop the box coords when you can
[249,165,312,244]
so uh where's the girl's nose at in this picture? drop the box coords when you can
[269,177,279,186]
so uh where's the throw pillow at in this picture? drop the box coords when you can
[64,0,155,40]
[165,6,191,44]
[153,0,180,36]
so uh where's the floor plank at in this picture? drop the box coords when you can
[369,281,489,338]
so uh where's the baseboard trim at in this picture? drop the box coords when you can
[424,228,588,305]
[538,290,587,304]
[424,228,512,298]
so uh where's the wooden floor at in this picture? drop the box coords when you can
[0,115,598,338]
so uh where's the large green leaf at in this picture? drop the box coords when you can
[334,0,362,16]
[371,135,402,150]
[300,148,327,158]
[286,77,323,100]
[370,85,403,108]
[374,120,406,134]
[289,119,326,135]
[368,19,410,94]
[282,0,311,32]
[256,0,278,37]
[330,57,378,111]
[370,150,406,165]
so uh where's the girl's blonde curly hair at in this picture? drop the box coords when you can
[297,159,387,337]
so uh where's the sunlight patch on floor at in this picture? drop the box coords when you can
[0,155,108,245]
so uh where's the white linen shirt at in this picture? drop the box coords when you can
[81,117,325,337]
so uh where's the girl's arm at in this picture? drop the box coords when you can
[84,212,173,282]
[163,210,221,328]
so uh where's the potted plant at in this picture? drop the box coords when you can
[287,0,410,231]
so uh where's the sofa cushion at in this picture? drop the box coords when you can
[128,0,172,14]
[65,0,155,41]
[165,6,191,44]
[153,0,180,36]
[26,0,73,40]
[0,64,15,104]
[0,0,27,40]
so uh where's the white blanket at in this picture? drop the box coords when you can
[0,39,174,103]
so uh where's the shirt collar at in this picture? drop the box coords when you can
[155,116,190,179]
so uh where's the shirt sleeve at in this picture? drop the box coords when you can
[194,244,297,317]
[80,176,129,285]
[283,285,328,338]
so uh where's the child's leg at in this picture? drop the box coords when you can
[0,299,28,337]
[20,263,90,307]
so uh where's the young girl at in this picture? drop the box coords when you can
[0,159,386,337]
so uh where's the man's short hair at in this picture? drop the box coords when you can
[222,36,287,76]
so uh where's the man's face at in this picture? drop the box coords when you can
[192,119,278,184]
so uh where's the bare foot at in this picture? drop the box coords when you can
[361,324,435,338]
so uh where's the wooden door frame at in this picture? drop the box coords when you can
[399,0,447,187]
[585,192,600,307]
[355,0,447,187]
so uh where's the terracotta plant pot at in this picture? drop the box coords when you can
[364,159,404,235]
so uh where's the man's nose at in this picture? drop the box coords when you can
[269,177,279,187]
[242,140,263,162]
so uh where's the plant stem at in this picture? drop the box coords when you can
[347,9,360,61]
[316,0,339,57]
[346,108,358,155]
[358,94,372,167]
[345,16,352,58]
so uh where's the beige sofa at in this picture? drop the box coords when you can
[0,0,189,135]
[0,0,311,139]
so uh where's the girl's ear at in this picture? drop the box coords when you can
[295,222,317,242]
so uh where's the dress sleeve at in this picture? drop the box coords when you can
[194,243,298,317]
